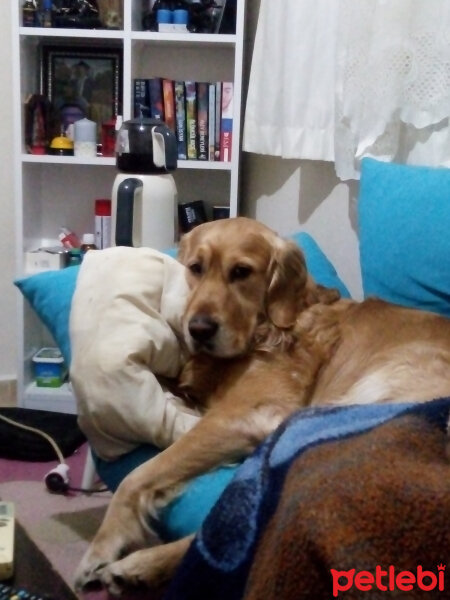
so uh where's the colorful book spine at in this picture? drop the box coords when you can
[134,78,232,162]
[162,79,176,132]
[220,81,233,162]
[196,82,209,161]
[208,83,216,161]
[133,78,148,118]
[185,81,198,160]
[148,78,164,121]
[174,81,187,160]
[215,81,222,160]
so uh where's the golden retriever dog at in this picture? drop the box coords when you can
[75,217,450,595]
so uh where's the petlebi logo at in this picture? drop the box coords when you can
[330,564,446,597]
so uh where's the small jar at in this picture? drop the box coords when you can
[67,248,82,266]
[23,0,37,27]
[80,233,97,254]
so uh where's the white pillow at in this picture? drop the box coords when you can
[70,246,200,461]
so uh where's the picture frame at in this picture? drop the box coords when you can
[41,45,122,137]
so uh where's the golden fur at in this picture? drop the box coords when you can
[75,217,450,595]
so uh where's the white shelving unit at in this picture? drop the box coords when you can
[12,0,246,413]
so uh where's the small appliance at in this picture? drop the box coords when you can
[111,117,178,249]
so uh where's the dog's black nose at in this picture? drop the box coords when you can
[188,315,219,342]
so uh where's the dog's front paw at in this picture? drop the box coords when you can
[74,543,118,592]
[74,518,160,593]
[99,543,185,596]
[99,549,164,596]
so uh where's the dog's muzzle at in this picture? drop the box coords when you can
[188,314,219,351]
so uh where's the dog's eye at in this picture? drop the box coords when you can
[188,262,203,276]
[229,265,253,282]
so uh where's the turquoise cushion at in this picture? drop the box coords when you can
[289,232,350,298]
[14,236,349,367]
[359,158,450,317]
[14,234,349,540]
[14,265,80,366]
[93,444,236,541]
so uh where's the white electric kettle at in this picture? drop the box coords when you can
[111,117,178,249]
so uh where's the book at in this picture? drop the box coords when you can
[162,79,176,132]
[185,81,198,160]
[220,81,233,162]
[215,81,222,160]
[208,83,216,161]
[147,77,164,120]
[174,81,187,160]
[196,82,209,161]
[133,78,148,118]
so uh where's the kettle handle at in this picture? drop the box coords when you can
[115,178,142,246]
[151,125,178,171]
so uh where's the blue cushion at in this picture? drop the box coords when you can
[289,232,351,298]
[93,445,236,541]
[359,158,450,317]
[14,234,348,540]
[14,236,349,367]
[14,265,80,366]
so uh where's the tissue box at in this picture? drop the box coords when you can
[32,347,67,387]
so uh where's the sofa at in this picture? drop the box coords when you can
[15,158,450,598]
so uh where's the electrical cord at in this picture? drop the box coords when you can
[0,412,65,462]
[0,412,109,495]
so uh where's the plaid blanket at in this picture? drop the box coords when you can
[165,398,450,600]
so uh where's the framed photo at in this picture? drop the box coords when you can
[41,45,122,137]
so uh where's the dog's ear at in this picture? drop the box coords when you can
[266,241,341,328]
[303,277,341,307]
[177,233,191,265]
[266,240,308,328]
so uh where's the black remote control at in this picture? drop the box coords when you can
[0,583,53,600]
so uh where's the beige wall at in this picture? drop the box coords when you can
[240,0,362,299]
[0,1,16,381]
[0,2,362,381]
[241,155,362,299]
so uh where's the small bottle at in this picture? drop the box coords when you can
[94,199,112,249]
[41,0,52,27]
[80,233,97,254]
[22,0,37,27]
[101,118,116,157]
[67,248,82,267]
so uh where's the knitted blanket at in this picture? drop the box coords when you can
[165,398,450,600]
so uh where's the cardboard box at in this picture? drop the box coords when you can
[25,247,68,273]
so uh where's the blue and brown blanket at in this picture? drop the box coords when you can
[165,398,450,600]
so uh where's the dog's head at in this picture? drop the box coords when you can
[178,217,338,357]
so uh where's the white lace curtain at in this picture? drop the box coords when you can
[243,0,450,180]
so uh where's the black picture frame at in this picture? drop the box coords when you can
[41,44,122,136]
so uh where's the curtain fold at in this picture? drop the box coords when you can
[243,0,337,162]
[243,0,450,180]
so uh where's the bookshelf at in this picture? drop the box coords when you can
[12,0,246,413]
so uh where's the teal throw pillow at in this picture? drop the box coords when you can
[359,158,450,317]
[14,265,80,366]
[14,235,349,366]
[289,232,351,298]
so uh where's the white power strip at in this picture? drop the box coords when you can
[0,502,14,580]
